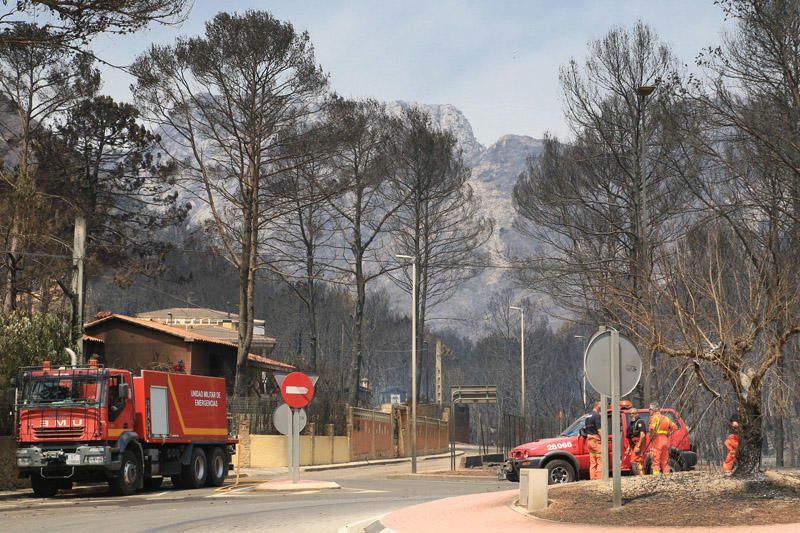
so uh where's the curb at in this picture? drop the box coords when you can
[338,513,396,533]
[338,518,395,533]
[386,473,501,482]
[302,451,464,472]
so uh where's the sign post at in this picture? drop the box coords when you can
[610,329,622,507]
[275,372,317,484]
[584,328,641,508]
[600,393,608,482]
[450,385,498,472]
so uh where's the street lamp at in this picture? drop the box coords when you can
[574,335,588,409]
[636,84,656,402]
[509,306,525,418]
[396,254,417,473]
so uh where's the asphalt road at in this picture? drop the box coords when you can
[0,456,513,532]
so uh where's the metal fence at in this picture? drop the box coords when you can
[499,413,562,456]
[227,395,348,435]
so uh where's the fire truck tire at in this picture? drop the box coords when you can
[31,475,58,498]
[206,447,227,487]
[179,447,208,489]
[110,450,141,496]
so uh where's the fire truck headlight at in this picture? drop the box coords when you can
[17,457,32,466]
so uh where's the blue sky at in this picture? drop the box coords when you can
[91,1,730,145]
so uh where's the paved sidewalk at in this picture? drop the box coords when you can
[377,489,800,533]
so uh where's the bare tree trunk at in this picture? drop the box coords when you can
[307,252,319,372]
[3,224,20,312]
[734,394,763,477]
[348,260,365,407]
[233,200,257,398]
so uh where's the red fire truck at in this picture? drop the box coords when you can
[501,403,697,484]
[14,361,237,497]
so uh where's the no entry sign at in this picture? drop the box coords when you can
[280,371,315,408]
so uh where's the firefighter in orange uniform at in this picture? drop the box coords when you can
[648,403,677,475]
[627,407,647,475]
[584,400,603,480]
[722,414,740,473]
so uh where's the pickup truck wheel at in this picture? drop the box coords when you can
[31,474,58,498]
[110,450,141,496]
[179,447,207,489]
[206,447,226,487]
[546,459,576,484]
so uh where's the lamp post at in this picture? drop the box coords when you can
[509,306,525,417]
[396,254,417,473]
[637,84,656,404]
[574,335,588,409]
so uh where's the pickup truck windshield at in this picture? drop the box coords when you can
[20,375,104,406]
[561,415,587,436]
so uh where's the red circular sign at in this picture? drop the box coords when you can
[280,372,315,408]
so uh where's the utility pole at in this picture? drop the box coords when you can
[71,215,87,363]
[575,335,588,409]
[435,338,443,406]
[509,306,525,417]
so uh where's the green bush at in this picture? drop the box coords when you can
[0,312,71,387]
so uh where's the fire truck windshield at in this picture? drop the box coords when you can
[20,375,103,406]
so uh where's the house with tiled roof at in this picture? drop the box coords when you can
[83,314,293,395]
[135,307,276,356]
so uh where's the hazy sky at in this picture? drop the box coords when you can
[91,1,731,146]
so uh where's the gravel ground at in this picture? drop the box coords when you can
[534,470,800,527]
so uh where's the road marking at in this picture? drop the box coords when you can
[345,488,390,494]
[150,491,169,498]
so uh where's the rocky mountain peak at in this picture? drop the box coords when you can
[385,100,485,159]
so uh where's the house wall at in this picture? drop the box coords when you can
[84,320,280,394]
[86,322,192,372]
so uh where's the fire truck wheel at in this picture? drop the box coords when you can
[206,447,227,487]
[110,450,141,496]
[180,447,208,489]
[31,474,58,498]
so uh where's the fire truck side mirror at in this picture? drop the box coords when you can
[118,383,130,399]
[9,376,17,388]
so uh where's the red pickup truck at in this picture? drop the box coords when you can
[501,405,697,484]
